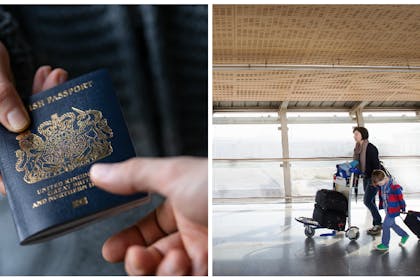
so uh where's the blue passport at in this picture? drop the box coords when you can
[0,69,150,245]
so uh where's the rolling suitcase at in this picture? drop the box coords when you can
[312,204,346,231]
[315,189,348,213]
[403,210,420,239]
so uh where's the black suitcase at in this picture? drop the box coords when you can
[315,189,348,213]
[313,204,346,231]
[403,210,420,239]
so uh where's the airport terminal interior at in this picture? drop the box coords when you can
[212,5,420,276]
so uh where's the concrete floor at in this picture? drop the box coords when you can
[213,196,420,276]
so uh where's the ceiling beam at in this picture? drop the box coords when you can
[213,106,419,113]
[213,64,420,73]
[213,116,420,125]
[350,101,369,115]
[280,101,289,110]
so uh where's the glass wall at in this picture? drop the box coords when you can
[213,124,282,159]
[365,123,420,156]
[288,123,355,158]
[290,160,343,196]
[380,158,420,193]
[287,113,356,195]
[213,111,420,198]
[213,160,284,198]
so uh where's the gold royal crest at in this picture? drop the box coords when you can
[15,107,113,184]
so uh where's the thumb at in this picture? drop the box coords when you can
[0,42,30,132]
[89,157,208,226]
[89,157,188,197]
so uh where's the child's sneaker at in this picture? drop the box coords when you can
[399,235,409,246]
[376,244,389,251]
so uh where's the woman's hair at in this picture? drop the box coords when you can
[371,169,386,184]
[353,126,369,140]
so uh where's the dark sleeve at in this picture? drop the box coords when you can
[366,143,380,177]
[398,189,406,211]
[378,189,383,209]
[0,7,34,100]
[393,186,406,212]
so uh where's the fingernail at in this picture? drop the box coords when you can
[90,164,112,181]
[42,66,52,79]
[58,71,68,84]
[7,108,29,132]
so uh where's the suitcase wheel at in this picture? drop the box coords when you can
[305,225,315,238]
[346,226,360,241]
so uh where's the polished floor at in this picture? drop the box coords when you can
[213,196,420,276]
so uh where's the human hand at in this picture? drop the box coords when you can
[89,157,208,276]
[0,42,68,195]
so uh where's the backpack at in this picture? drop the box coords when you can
[380,161,395,181]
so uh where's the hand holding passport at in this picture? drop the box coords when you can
[0,68,150,244]
[0,65,68,192]
[0,62,208,275]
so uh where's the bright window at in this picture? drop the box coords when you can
[213,124,282,158]
[213,161,284,198]
[213,111,420,198]
[288,123,356,158]
[365,123,420,156]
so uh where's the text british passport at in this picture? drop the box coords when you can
[0,69,149,245]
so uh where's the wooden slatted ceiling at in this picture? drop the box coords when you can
[213,101,420,110]
[213,5,420,102]
[213,5,420,66]
[214,70,420,101]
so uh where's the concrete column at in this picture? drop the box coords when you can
[350,101,367,127]
[355,108,365,127]
[279,102,292,198]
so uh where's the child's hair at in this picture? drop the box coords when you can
[371,169,387,185]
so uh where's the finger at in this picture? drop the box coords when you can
[177,217,208,275]
[124,245,163,276]
[0,175,6,196]
[0,43,30,133]
[0,43,13,82]
[156,249,191,276]
[102,224,146,263]
[125,232,184,276]
[41,68,68,91]
[102,202,176,263]
[32,66,52,94]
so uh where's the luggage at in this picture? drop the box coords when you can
[403,210,420,239]
[312,204,346,231]
[315,189,348,213]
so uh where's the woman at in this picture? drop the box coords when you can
[353,127,382,235]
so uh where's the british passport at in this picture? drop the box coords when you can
[0,69,150,245]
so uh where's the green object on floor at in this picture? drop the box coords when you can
[400,235,409,246]
[376,244,389,251]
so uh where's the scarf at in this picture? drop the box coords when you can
[353,139,369,174]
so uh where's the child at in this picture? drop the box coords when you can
[371,169,409,250]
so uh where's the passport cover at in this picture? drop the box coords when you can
[0,69,150,245]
